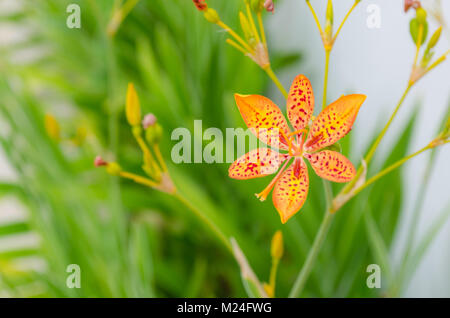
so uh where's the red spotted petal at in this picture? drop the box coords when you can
[287,74,314,132]
[304,150,356,183]
[234,94,291,150]
[229,148,287,180]
[272,158,309,224]
[304,94,366,152]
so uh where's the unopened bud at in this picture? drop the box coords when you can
[44,113,60,141]
[193,0,207,12]
[270,230,284,260]
[404,0,421,13]
[204,8,220,24]
[145,123,163,144]
[326,0,334,26]
[106,162,122,176]
[416,7,427,24]
[142,113,157,129]
[426,27,442,51]
[126,83,141,127]
[94,155,108,167]
[264,0,274,13]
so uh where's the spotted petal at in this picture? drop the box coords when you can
[287,74,314,132]
[229,148,287,180]
[304,150,356,182]
[235,94,291,150]
[272,159,309,224]
[304,94,366,152]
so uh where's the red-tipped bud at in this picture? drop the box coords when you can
[264,0,274,13]
[142,113,157,129]
[405,0,421,13]
[94,156,108,167]
[193,0,208,11]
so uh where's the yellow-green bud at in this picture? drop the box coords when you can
[416,7,427,24]
[126,83,141,126]
[145,123,163,144]
[251,0,264,13]
[426,26,442,51]
[106,162,122,176]
[44,113,60,142]
[204,8,220,24]
[270,230,284,260]
[326,0,334,26]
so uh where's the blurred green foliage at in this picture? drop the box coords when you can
[0,0,447,297]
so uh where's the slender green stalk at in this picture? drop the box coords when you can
[344,85,412,193]
[289,48,334,297]
[332,1,360,44]
[322,49,331,109]
[289,209,334,297]
[264,66,288,99]
[351,144,433,197]
[174,192,232,254]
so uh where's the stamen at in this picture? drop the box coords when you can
[255,158,290,201]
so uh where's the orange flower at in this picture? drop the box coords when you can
[229,75,366,223]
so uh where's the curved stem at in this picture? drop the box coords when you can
[306,0,324,36]
[174,192,232,254]
[351,144,433,198]
[264,66,288,98]
[332,1,359,44]
[344,84,412,193]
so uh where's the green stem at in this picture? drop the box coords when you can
[344,84,412,193]
[288,209,334,297]
[264,66,288,99]
[351,145,432,198]
[288,38,335,298]
[174,192,232,254]
[322,49,331,109]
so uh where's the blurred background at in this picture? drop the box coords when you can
[0,0,449,297]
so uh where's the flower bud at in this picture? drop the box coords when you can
[142,113,157,129]
[126,83,141,127]
[404,0,421,13]
[264,0,274,13]
[94,155,108,167]
[251,0,264,13]
[326,0,334,26]
[204,8,220,24]
[270,230,284,260]
[145,123,163,144]
[426,26,442,51]
[44,113,60,141]
[193,0,207,12]
[416,7,427,24]
[106,162,122,176]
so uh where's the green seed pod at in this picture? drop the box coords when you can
[410,18,428,46]
[326,0,334,26]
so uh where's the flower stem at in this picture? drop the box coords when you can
[217,21,253,53]
[306,0,324,36]
[322,49,331,109]
[351,144,434,197]
[173,192,232,254]
[332,0,360,44]
[264,66,288,99]
[257,12,267,46]
[288,209,334,297]
[344,84,412,193]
